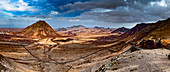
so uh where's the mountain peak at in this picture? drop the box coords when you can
[111,27,129,33]
[32,20,49,27]
[37,20,46,23]
[19,20,61,38]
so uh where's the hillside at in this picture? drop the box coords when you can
[120,18,170,48]
[99,23,150,40]
[117,23,150,40]
[19,20,61,38]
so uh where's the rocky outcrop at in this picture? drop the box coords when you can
[0,54,15,71]
[139,39,165,49]
[96,49,170,72]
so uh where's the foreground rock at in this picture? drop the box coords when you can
[96,49,170,72]
[0,54,34,72]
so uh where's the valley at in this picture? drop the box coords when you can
[0,18,169,72]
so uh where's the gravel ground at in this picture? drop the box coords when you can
[103,49,170,72]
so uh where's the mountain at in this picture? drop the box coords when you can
[94,26,105,29]
[55,28,67,32]
[116,23,150,40]
[68,25,86,29]
[99,18,170,48]
[19,20,61,38]
[111,27,129,33]
[121,18,170,48]
[99,23,150,40]
[55,25,86,32]
[94,26,111,29]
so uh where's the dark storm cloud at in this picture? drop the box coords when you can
[59,0,161,13]
[78,6,162,23]
[59,0,127,12]
[126,0,161,5]
[1,0,169,28]
[59,0,170,23]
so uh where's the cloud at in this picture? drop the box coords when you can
[59,0,127,14]
[14,15,52,19]
[59,0,162,14]
[62,0,170,24]
[50,11,59,15]
[89,8,115,13]
[0,0,170,28]
[151,0,167,7]
[69,19,80,22]
[0,0,37,11]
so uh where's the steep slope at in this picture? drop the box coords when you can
[144,20,170,39]
[19,20,61,38]
[117,23,150,40]
[125,18,170,41]
[111,27,129,33]
[143,19,170,47]
[99,23,150,40]
[121,18,170,48]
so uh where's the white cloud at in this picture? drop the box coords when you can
[90,8,115,13]
[151,0,167,7]
[69,19,80,22]
[50,11,59,15]
[0,0,36,11]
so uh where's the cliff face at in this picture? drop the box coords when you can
[19,20,61,38]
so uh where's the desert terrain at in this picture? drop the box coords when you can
[0,18,169,72]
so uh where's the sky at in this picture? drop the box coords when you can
[0,0,170,28]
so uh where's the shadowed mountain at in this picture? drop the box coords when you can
[55,28,67,32]
[117,23,150,40]
[111,27,129,33]
[99,18,170,47]
[68,25,86,29]
[55,25,86,32]
[98,23,150,40]
[19,20,61,38]
[120,18,170,48]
